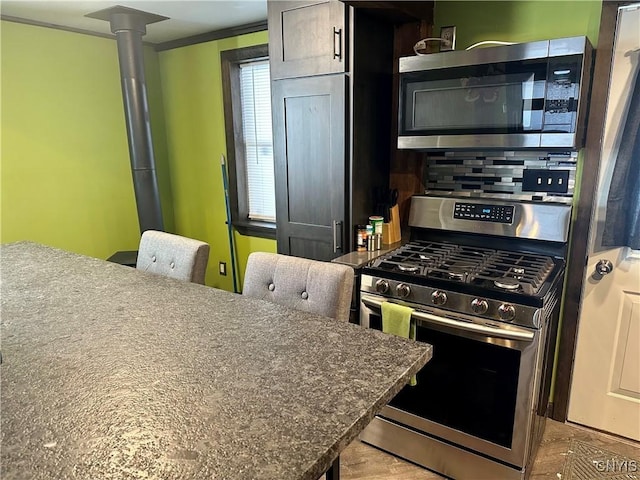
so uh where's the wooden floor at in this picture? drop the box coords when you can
[337,419,640,480]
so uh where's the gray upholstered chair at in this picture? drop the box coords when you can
[136,230,210,284]
[242,252,354,322]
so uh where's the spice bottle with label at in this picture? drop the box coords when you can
[356,225,367,251]
[369,216,384,235]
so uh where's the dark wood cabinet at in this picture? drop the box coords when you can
[271,75,346,261]
[268,0,347,80]
[269,2,400,261]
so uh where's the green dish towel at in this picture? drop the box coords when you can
[381,301,417,386]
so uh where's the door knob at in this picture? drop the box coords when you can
[595,259,613,276]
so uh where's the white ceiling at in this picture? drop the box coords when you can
[0,0,268,44]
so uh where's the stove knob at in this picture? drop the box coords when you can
[375,279,390,294]
[471,298,489,315]
[396,283,411,298]
[498,303,516,321]
[431,290,448,306]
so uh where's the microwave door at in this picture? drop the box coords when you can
[405,73,536,134]
[397,36,591,150]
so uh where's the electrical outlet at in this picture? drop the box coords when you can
[522,169,570,194]
[219,261,227,276]
[440,25,456,52]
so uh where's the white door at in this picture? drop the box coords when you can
[568,4,640,442]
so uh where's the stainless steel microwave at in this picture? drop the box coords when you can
[398,36,593,150]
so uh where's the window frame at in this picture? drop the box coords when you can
[221,44,276,239]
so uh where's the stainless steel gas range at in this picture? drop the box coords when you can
[359,195,571,480]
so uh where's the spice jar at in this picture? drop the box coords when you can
[356,225,367,251]
[369,216,384,235]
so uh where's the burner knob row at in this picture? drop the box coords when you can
[469,299,516,320]
[374,279,411,298]
[396,283,411,298]
[375,279,390,294]
[471,298,489,315]
[431,290,447,306]
[498,303,516,321]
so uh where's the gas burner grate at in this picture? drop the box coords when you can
[375,241,456,275]
[470,253,555,295]
[370,240,558,296]
[427,246,496,281]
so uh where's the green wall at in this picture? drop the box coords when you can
[1,21,172,259]
[1,21,274,291]
[157,31,276,291]
[434,1,602,49]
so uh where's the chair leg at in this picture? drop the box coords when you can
[326,456,340,480]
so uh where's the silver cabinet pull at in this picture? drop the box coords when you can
[333,27,342,60]
[332,220,342,253]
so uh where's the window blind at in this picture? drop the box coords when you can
[239,60,275,221]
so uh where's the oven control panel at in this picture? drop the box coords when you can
[360,275,541,329]
[454,202,514,224]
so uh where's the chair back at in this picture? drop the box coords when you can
[243,252,354,321]
[136,230,210,284]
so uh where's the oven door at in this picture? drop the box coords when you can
[360,293,546,469]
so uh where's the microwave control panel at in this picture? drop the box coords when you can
[543,60,581,132]
[454,203,514,224]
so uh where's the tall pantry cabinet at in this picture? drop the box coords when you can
[268,0,394,261]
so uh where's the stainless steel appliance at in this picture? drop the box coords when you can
[398,36,593,150]
[358,195,571,480]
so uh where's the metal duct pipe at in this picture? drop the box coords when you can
[87,6,168,233]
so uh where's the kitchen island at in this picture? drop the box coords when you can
[0,242,432,480]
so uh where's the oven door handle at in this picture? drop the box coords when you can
[361,295,535,342]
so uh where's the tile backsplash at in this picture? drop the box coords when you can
[424,150,577,203]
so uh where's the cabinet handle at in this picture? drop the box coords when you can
[333,27,342,60]
[333,220,343,253]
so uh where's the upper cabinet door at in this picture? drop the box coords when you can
[268,0,347,80]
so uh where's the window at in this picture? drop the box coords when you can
[221,44,276,239]
[238,60,275,222]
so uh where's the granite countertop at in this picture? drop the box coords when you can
[0,242,432,480]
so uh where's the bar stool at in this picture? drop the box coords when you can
[242,252,354,322]
[136,230,210,284]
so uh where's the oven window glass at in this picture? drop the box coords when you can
[369,313,520,448]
